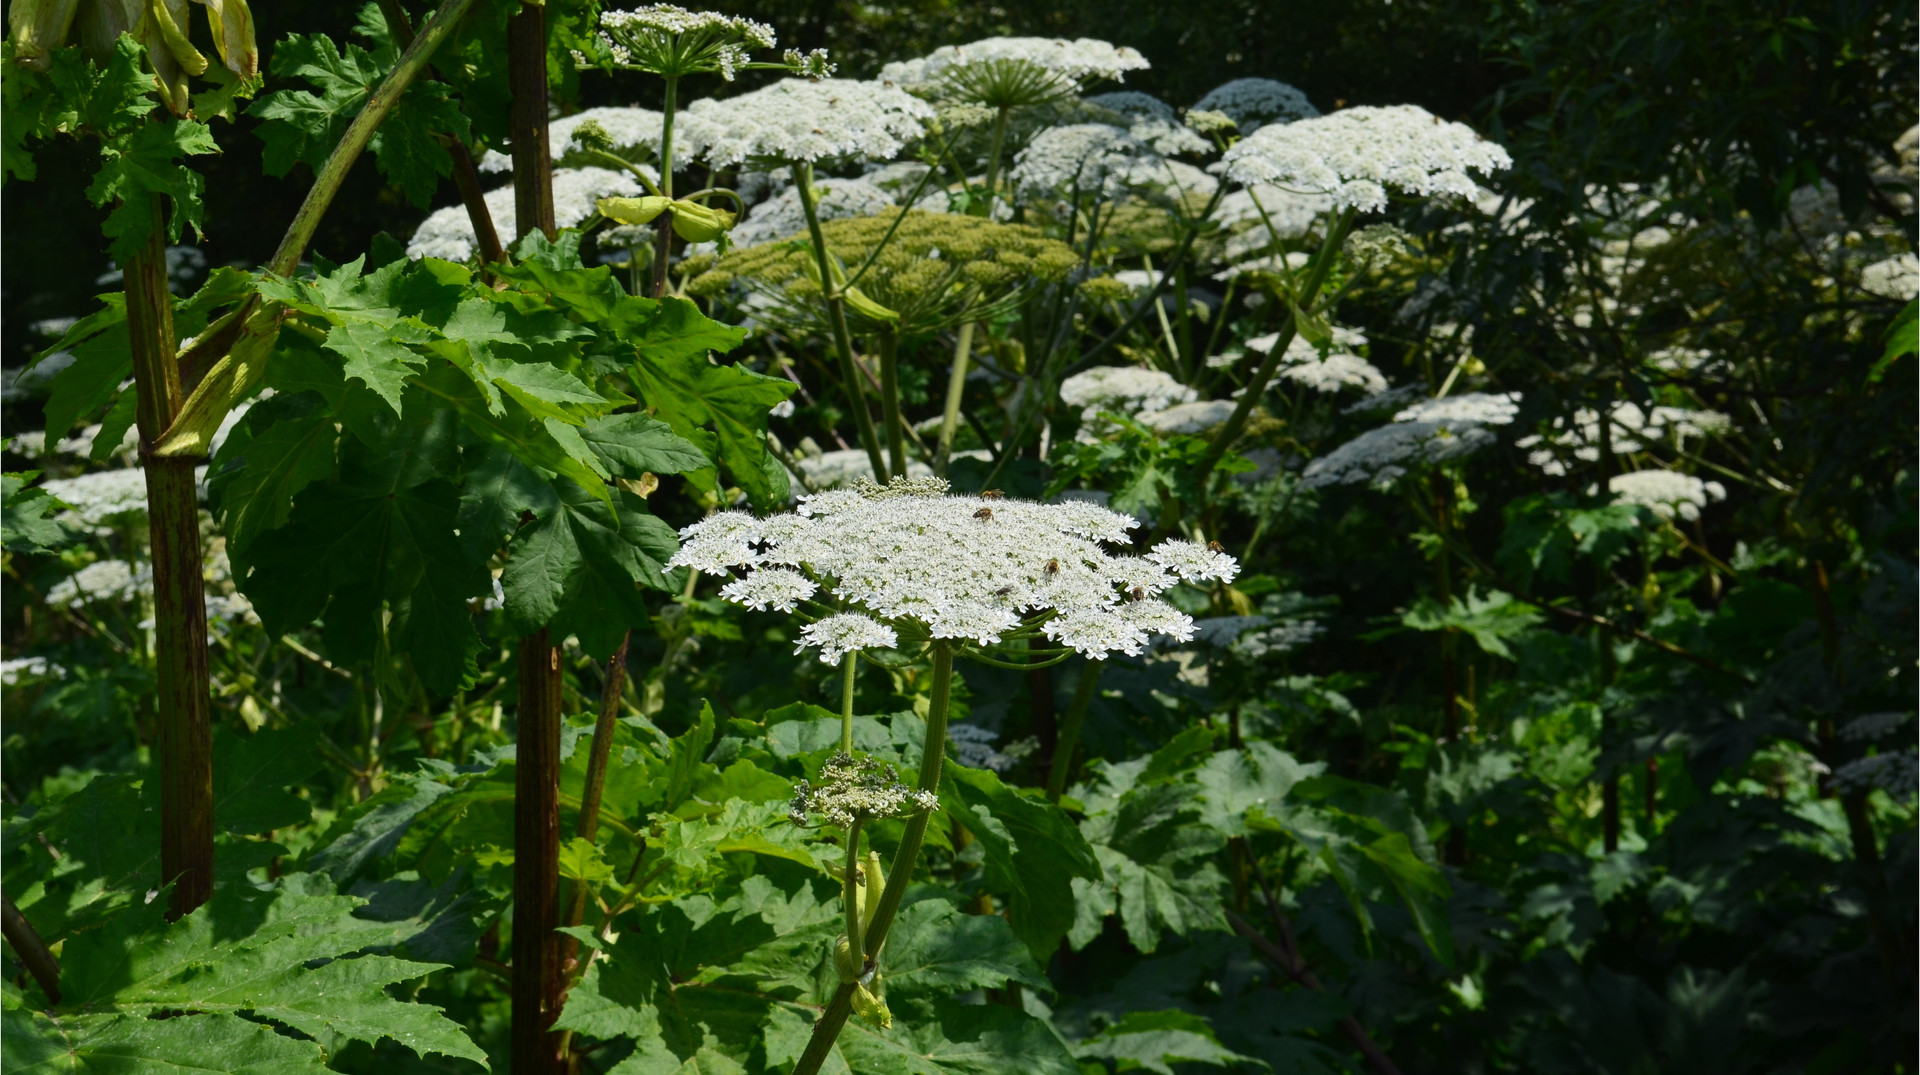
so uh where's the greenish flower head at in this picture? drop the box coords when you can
[685,209,1077,334]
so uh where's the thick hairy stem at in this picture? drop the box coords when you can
[1184,209,1355,497]
[649,75,678,298]
[840,653,858,753]
[3,892,60,1005]
[877,325,908,478]
[270,0,477,276]
[1046,660,1103,802]
[935,319,977,475]
[794,161,887,481]
[507,2,555,243]
[126,195,213,920]
[513,631,564,1075]
[793,643,954,1075]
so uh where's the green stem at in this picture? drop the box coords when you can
[125,193,214,920]
[1182,208,1356,507]
[793,642,954,1075]
[840,652,857,753]
[650,74,678,298]
[1,892,59,1005]
[794,160,888,482]
[935,317,977,475]
[978,105,1011,214]
[269,0,477,276]
[877,325,908,478]
[1046,659,1103,802]
[843,817,865,962]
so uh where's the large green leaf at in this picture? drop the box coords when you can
[627,334,791,510]
[1073,1010,1259,1075]
[4,878,486,1071]
[209,393,339,555]
[1,471,71,551]
[500,478,681,659]
[939,764,1103,959]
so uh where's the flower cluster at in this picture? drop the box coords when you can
[881,37,1148,105]
[1607,470,1726,521]
[686,210,1075,334]
[1060,365,1197,438]
[408,168,647,261]
[1217,105,1512,214]
[588,5,777,80]
[1,656,63,685]
[679,78,935,167]
[47,558,149,608]
[1136,400,1237,434]
[1010,123,1149,202]
[1859,253,1918,301]
[1249,325,1387,395]
[1394,391,1522,426]
[1193,78,1320,133]
[670,476,1237,659]
[1302,420,1496,488]
[727,175,896,247]
[1515,402,1730,476]
[788,751,939,828]
[40,468,152,532]
[476,107,691,175]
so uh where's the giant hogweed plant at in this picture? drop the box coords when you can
[3,4,1914,1075]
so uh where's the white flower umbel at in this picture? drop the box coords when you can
[721,567,818,612]
[789,751,938,828]
[1217,183,1335,254]
[1393,391,1521,426]
[799,447,936,490]
[730,176,897,247]
[1303,420,1497,488]
[680,78,935,168]
[881,37,1148,106]
[1137,400,1238,434]
[477,107,693,174]
[1607,470,1725,521]
[47,558,150,608]
[1193,78,1320,133]
[1061,365,1196,420]
[670,476,1233,658]
[588,5,779,80]
[1859,253,1918,301]
[1217,105,1512,214]
[797,613,900,663]
[40,468,150,532]
[1515,402,1731,476]
[1084,90,1176,121]
[1011,123,1148,202]
[1,656,63,685]
[408,167,648,261]
[1249,326,1385,394]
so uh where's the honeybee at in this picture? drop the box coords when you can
[1129,586,1147,602]
[1044,559,1060,575]
[981,489,1005,500]
[974,507,994,521]
[1206,540,1225,553]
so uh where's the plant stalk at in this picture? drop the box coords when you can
[840,652,858,753]
[1046,659,1103,802]
[3,892,60,1005]
[512,629,565,1075]
[270,0,478,276]
[978,105,1011,214]
[1183,208,1355,497]
[125,194,214,920]
[877,324,908,478]
[649,75,678,298]
[794,160,887,481]
[935,318,976,475]
[793,642,954,1075]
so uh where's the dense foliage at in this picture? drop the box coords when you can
[2,1,1914,1073]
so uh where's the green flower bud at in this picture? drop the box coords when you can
[598,196,674,226]
[851,982,892,1029]
[834,934,861,983]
